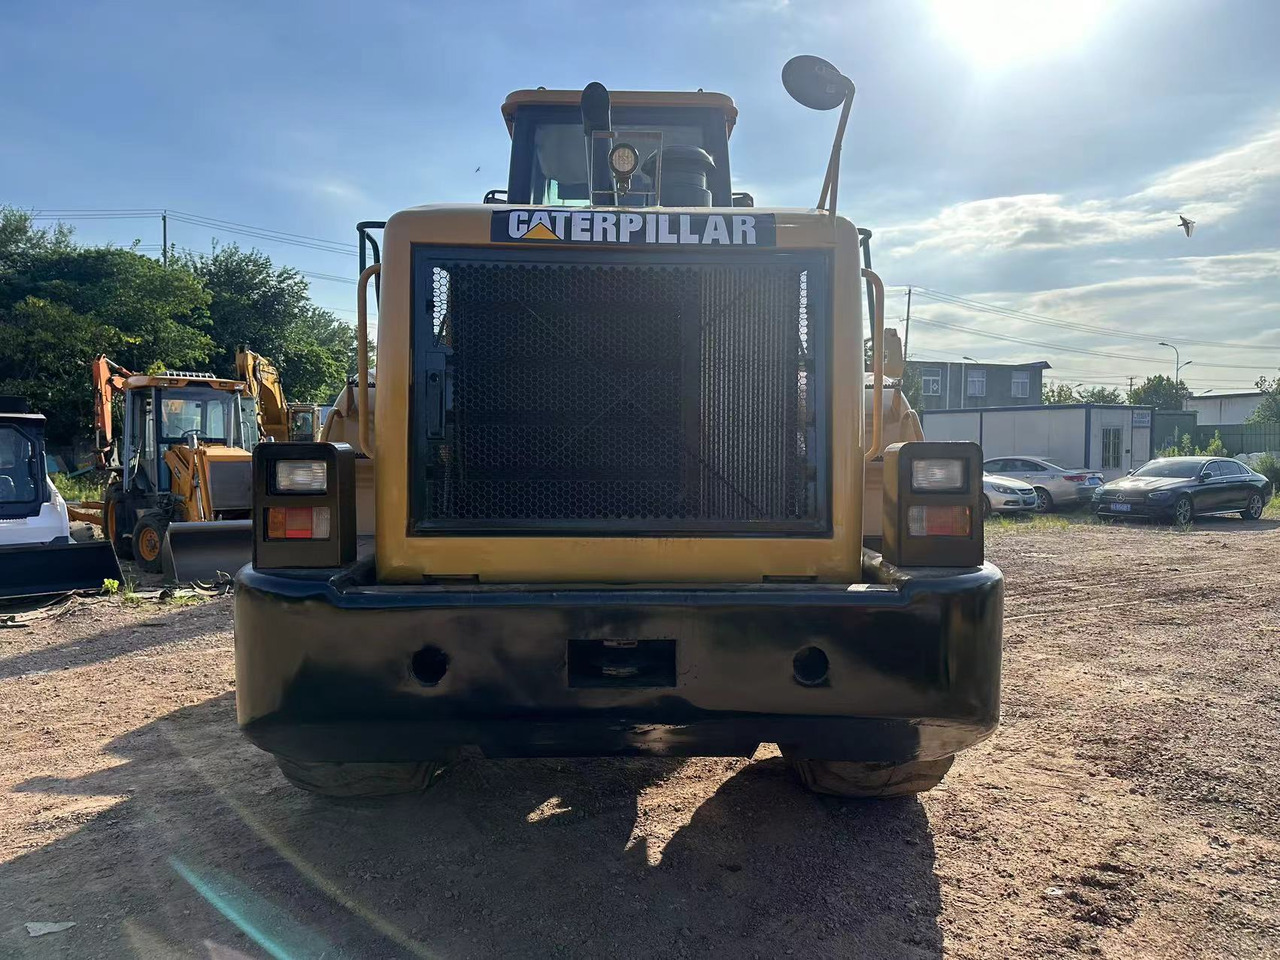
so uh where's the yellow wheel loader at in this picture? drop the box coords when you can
[233,56,1003,800]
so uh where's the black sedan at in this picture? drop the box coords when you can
[1092,456,1272,524]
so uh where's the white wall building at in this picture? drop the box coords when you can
[1183,392,1265,425]
[921,403,1155,479]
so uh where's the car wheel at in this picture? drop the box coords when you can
[982,495,991,519]
[276,758,447,798]
[1242,493,1264,521]
[1034,487,1053,513]
[131,512,167,573]
[1173,494,1194,526]
[783,753,954,798]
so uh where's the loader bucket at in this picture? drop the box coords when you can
[0,539,122,601]
[161,520,252,584]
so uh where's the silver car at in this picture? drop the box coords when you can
[983,474,1038,517]
[983,456,1105,512]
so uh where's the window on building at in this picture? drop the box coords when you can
[967,368,986,397]
[1012,370,1030,398]
[921,368,941,396]
[1101,427,1123,469]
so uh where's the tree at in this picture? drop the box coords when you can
[1247,375,1280,423]
[1078,385,1124,404]
[0,208,213,444]
[182,244,356,404]
[1127,374,1191,411]
[1042,380,1079,404]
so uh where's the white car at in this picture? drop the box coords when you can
[982,473,1038,517]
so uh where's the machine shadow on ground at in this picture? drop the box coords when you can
[3,690,944,959]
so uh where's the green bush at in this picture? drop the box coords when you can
[51,471,105,503]
[1254,452,1280,489]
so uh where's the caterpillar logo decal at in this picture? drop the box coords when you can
[492,210,776,247]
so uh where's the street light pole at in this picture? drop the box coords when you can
[1158,341,1179,385]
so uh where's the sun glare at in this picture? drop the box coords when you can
[932,0,1108,69]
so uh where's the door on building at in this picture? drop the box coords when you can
[1100,427,1123,473]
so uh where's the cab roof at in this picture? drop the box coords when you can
[501,89,738,138]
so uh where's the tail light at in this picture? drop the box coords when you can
[1062,474,1088,482]
[882,441,983,568]
[253,442,355,569]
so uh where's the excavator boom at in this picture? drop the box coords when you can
[236,346,289,443]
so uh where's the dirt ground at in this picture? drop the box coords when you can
[2,517,1278,959]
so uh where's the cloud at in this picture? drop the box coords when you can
[881,115,1280,258]
[1135,118,1280,211]
[881,193,1166,256]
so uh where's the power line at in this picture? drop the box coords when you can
[28,207,357,258]
[911,314,1271,371]
[910,286,1280,353]
[909,351,1257,389]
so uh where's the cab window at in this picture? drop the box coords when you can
[509,105,733,207]
[0,426,38,504]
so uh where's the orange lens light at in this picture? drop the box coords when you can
[906,504,971,537]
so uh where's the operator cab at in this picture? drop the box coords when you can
[122,380,258,493]
[500,90,739,207]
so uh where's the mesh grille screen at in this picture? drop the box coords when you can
[413,250,827,534]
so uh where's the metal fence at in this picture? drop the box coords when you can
[1191,422,1280,455]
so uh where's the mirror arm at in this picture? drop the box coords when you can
[816,85,855,213]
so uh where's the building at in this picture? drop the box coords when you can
[1183,391,1266,425]
[906,360,1051,411]
[921,403,1154,479]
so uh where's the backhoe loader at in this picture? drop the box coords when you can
[234,56,1003,801]
[75,347,317,579]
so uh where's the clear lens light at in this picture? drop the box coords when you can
[275,459,327,493]
[609,143,638,176]
[911,458,966,491]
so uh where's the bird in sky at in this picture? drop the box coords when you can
[1179,215,1196,237]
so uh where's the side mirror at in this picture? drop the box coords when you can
[1198,471,1210,483]
[882,328,905,380]
[782,55,853,111]
[1125,469,1134,475]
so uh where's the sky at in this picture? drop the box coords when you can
[5,0,1280,396]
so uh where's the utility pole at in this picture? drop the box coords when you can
[903,286,912,360]
[161,210,168,267]
[1128,375,1135,396]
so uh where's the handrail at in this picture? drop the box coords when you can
[356,264,380,458]
[863,267,886,462]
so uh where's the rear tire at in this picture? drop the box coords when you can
[1242,492,1264,520]
[103,483,132,560]
[783,753,954,798]
[982,495,991,519]
[1034,487,1054,513]
[276,758,447,798]
[131,512,167,573]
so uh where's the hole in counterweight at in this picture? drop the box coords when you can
[792,646,829,686]
[411,645,449,686]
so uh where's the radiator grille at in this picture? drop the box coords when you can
[208,460,252,512]
[412,249,829,534]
